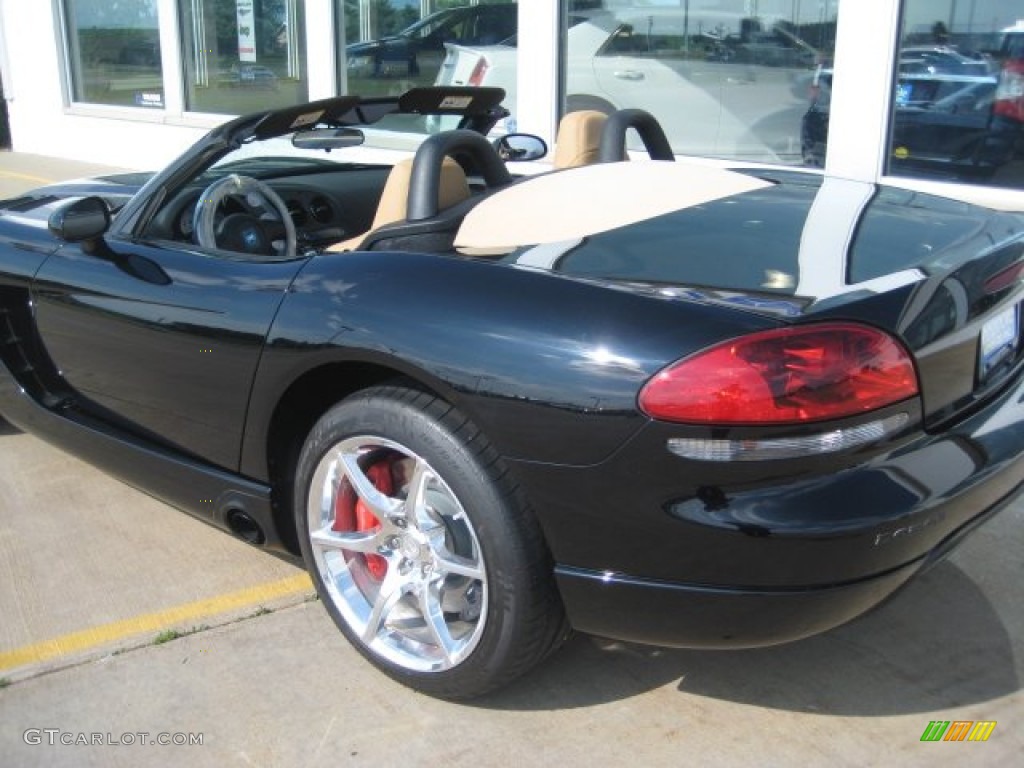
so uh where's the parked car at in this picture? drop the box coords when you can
[801,69,1024,180]
[218,64,280,91]
[346,3,516,80]
[898,45,993,76]
[3,90,1024,699]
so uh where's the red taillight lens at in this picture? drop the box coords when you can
[467,57,490,86]
[995,61,1024,122]
[639,323,919,424]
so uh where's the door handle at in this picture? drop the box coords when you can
[613,70,645,81]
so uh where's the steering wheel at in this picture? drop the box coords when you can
[193,174,297,259]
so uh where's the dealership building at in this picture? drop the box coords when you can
[0,1,1022,211]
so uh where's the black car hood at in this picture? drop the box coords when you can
[1,171,153,202]
[0,172,153,230]
[346,37,405,55]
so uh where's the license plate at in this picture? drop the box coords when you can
[979,304,1019,379]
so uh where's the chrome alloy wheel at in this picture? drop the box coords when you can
[306,435,488,672]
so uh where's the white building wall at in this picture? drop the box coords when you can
[1,0,215,170]
[0,0,543,171]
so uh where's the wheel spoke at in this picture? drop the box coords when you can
[310,522,386,555]
[435,551,484,581]
[425,526,484,580]
[419,581,459,662]
[340,451,400,523]
[403,458,437,530]
[363,573,406,645]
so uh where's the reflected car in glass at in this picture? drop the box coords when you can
[346,3,516,81]
[2,91,1024,700]
[218,64,280,91]
[436,8,818,163]
[899,45,993,76]
[802,67,1024,182]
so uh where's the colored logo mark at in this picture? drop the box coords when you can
[920,720,997,742]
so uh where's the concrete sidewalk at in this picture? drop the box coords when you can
[1,499,1021,767]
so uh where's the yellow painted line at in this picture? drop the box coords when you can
[0,572,313,671]
[0,169,54,185]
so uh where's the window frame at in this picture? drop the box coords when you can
[868,0,1024,210]
[56,0,172,116]
[829,0,1024,211]
[54,0,331,130]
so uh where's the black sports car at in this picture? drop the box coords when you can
[2,89,1024,700]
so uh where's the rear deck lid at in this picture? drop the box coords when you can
[456,163,1024,425]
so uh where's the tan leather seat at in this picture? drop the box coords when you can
[329,156,470,252]
[552,110,607,169]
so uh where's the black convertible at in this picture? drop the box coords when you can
[2,88,1024,699]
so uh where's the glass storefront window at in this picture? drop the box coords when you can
[374,1,519,129]
[553,1,841,165]
[63,0,165,108]
[179,0,308,114]
[888,0,1024,189]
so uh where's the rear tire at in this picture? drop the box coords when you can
[294,385,568,699]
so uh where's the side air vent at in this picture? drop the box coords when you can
[0,291,63,403]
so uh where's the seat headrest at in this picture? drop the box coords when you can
[553,110,607,169]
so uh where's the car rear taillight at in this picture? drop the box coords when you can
[467,57,490,86]
[639,323,919,425]
[995,60,1024,122]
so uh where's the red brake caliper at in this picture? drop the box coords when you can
[333,457,392,581]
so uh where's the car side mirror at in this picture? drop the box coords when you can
[48,196,111,242]
[492,133,547,162]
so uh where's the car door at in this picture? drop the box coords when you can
[585,19,658,109]
[31,236,306,471]
[578,14,759,159]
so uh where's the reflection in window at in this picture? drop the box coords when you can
[63,0,164,108]
[179,0,308,115]
[887,0,1024,189]
[555,1,840,164]
[347,1,518,106]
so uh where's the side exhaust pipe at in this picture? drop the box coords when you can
[226,508,266,546]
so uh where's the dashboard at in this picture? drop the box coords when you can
[175,186,346,250]
[149,166,392,255]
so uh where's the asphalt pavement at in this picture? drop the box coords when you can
[0,149,1021,767]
